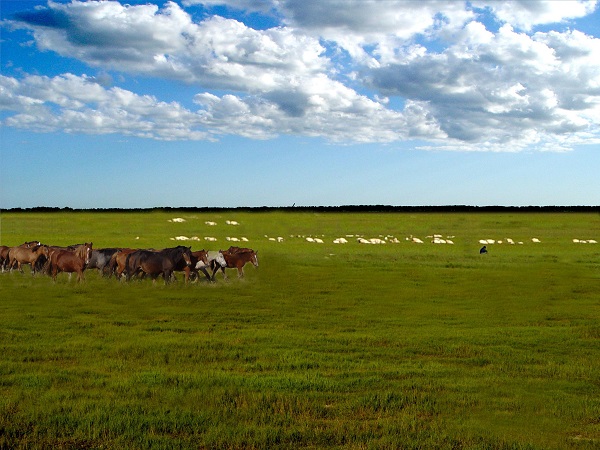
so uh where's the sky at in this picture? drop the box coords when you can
[1,0,599,209]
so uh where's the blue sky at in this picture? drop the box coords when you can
[1,0,599,208]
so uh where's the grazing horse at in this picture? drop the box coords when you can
[125,246,192,283]
[211,248,258,279]
[8,244,50,275]
[49,243,93,282]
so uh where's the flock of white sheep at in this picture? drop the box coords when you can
[167,218,597,246]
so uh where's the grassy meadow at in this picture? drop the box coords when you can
[0,210,599,449]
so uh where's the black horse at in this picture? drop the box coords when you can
[125,246,192,283]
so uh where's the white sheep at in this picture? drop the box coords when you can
[204,237,217,242]
[532,238,541,243]
[205,221,217,226]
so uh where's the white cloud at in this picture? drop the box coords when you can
[366,24,600,149]
[0,74,209,140]
[473,0,597,31]
[3,0,599,152]
[10,1,328,92]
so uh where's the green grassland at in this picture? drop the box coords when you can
[0,210,599,449]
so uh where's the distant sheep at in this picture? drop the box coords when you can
[204,237,217,242]
[574,239,597,244]
[168,218,186,223]
[531,238,541,243]
[205,221,217,226]
[226,220,239,225]
[333,238,348,244]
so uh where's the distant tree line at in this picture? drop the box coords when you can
[2,205,598,213]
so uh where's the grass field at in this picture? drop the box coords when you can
[1,210,599,449]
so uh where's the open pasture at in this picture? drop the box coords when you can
[1,210,599,449]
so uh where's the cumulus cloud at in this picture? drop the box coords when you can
[9,1,327,92]
[0,73,209,140]
[472,0,598,31]
[2,0,600,151]
[367,24,600,149]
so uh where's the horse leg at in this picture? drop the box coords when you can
[199,266,212,281]
[164,270,173,284]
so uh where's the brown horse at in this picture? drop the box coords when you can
[107,248,137,279]
[8,244,50,275]
[174,249,210,283]
[0,246,10,272]
[3,241,41,272]
[125,246,192,283]
[212,248,258,279]
[49,243,93,282]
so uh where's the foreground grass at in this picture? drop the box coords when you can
[0,211,599,449]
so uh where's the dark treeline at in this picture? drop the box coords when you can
[2,205,599,213]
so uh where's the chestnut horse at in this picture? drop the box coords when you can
[125,246,192,283]
[211,247,258,279]
[108,248,137,279]
[49,243,93,282]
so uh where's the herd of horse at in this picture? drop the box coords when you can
[0,241,259,283]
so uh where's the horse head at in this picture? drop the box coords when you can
[77,243,93,264]
[251,250,259,267]
[183,246,192,267]
[215,251,227,268]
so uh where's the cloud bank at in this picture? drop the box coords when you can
[1,0,599,151]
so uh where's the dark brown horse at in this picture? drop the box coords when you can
[125,246,192,283]
[49,243,93,282]
[8,244,50,275]
[212,247,258,279]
